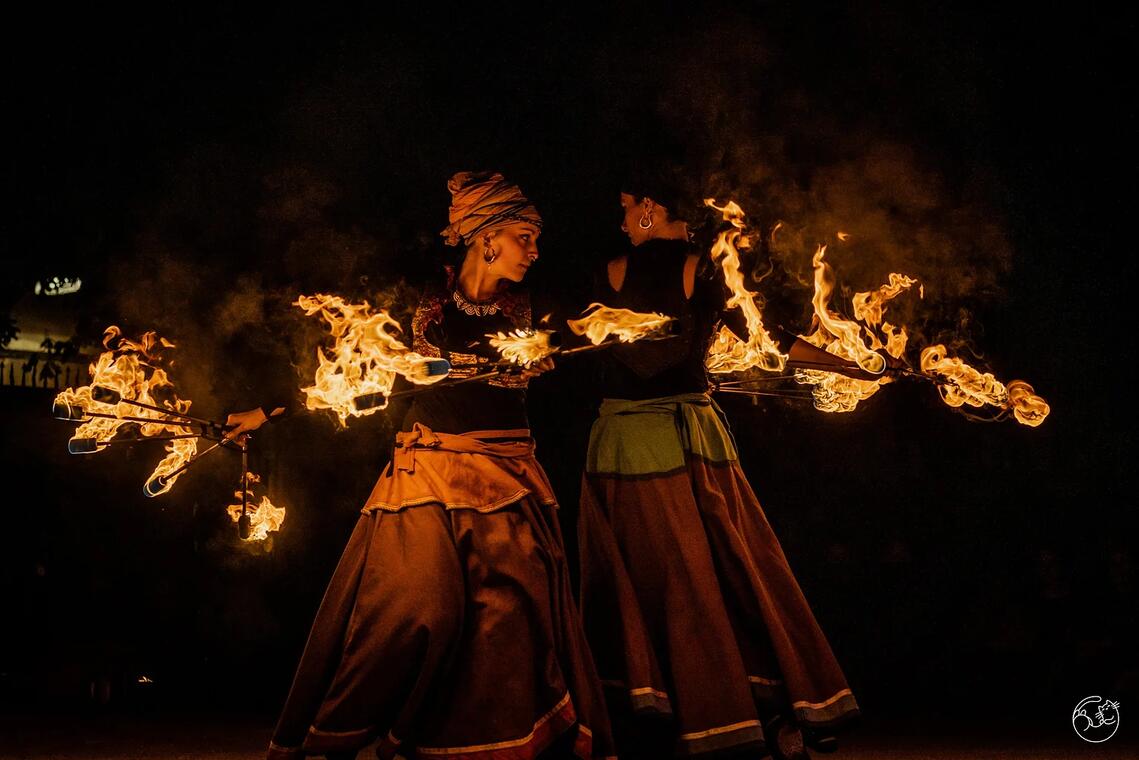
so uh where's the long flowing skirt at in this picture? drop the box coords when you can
[578,395,858,756]
[269,426,616,760]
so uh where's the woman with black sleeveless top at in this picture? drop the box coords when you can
[577,180,858,759]
[241,172,614,760]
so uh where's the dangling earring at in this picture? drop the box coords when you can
[483,244,497,265]
[638,212,654,230]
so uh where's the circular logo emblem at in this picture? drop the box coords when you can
[1072,696,1121,743]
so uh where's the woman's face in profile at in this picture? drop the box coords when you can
[488,222,541,283]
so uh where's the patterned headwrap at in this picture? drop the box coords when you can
[440,171,543,247]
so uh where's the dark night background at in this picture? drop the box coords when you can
[2,2,1135,756]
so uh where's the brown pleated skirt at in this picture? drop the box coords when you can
[578,395,858,756]
[269,426,615,760]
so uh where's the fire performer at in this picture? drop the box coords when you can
[241,172,615,760]
[577,170,859,759]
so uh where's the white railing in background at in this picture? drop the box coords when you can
[0,350,93,390]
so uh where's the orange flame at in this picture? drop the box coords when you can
[103,326,175,360]
[702,199,787,374]
[1006,380,1051,427]
[487,329,557,367]
[297,294,446,425]
[920,345,1004,407]
[55,327,200,491]
[852,272,920,337]
[567,303,674,345]
[807,246,889,374]
[143,437,201,497]
[920,346,1049,426]
[227,472,286,541]
[700,200,1047,426]
[795,249,917,413]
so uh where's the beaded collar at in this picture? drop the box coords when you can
[451,287,501,317]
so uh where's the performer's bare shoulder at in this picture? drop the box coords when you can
[608,256,627,292]
[683,252,699,299]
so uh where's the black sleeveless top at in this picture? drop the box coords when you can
[596,238,724,400]
[399,277,533,434]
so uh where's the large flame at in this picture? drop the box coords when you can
[55,327,200,491]
[789,249,1048,425]
[702,200,787,374]
[920,345,1050,426]
[852,272,920,354]
[807,246,889,374]
[487,329,557,367]
[567,304,674,345]
[297,294,446,425]
[795,248,917,413]
[699,199,1047,426]
[227,472,286,541]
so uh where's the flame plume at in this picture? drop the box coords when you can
[920,346,1050,426]
[702,199,787,374]
[795,248,917,413]
[697,200,1047,426]
[54,327,200,492]
[487,329,557,367]
[852,272,920,351]
[567,304,674,345]
[297,294,446,425]
[227,472,286,542]
[1006,380,1051,427]
[807,246,889,374]
[790,250,1048,425]
[143,437,201,497]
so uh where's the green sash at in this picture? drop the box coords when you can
[585,392,738,476]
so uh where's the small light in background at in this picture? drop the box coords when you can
[34,276,83,296]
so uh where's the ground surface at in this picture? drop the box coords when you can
[1,713,1135,759]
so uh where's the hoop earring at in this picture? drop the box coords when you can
[638,213,653,230]
[483,246,497,265]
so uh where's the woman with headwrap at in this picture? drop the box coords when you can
[262,172,615,760]
[575,167,860,759]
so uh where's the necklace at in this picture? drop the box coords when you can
[451,288,500,317]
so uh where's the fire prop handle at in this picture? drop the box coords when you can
[68,433,205,455]
[352,323,684,411]
[453,323,684,371]
[54,402,206,431]
[715,387,816,400]
[238,444,251,540]
[143,437,241,497]
[352,367,511,411]
[91,385,229,434]
[558,318,683,357]
[711,361,954,404]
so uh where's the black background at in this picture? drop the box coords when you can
[2,0,1134,735]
